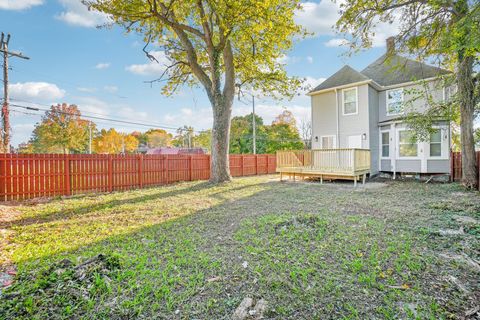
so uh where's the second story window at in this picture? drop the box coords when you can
[386,88,404,115]
[343,87,358,115]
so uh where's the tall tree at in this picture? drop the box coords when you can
[30,103,90,154]
[193,129,212,152]
[300,119,312,149]
[265,122,304,153]
[145,129,173,148]
[336,0,479,188]
[172,126,195,148]
[87,0,304,183]
[229,113,267,154]
[93,128,139,154]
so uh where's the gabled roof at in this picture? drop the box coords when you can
[311,65,370,92]
[309,53,451,94]
[360,54,450,87]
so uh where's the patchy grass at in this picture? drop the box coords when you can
[0,176,479,319]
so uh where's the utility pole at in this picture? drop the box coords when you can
[252,42,256,155]
[0,33,29,153]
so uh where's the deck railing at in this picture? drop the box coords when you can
[277,149,370,174]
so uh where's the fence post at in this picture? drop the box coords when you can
[64,154,71,196]
[255,155,258,175]
[240,155,244,176]
[189,155,193,181]
[108,155,113,192]
[450,150,454,182]
[165,155,169,184]
[138,154,143,188]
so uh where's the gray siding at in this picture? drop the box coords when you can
[427,160,450,173]
[338,84,370,149]
[378,80,444,123]
[396,160,421,172]
[311,91,337,149]
[381,159,391,171]
[368,85,379,174]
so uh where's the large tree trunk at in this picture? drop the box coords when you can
[210,94,233,183]
[457,55,478,189]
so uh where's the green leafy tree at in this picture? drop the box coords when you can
[87,0,305,183]
[264,123,303,153]
[30,103,91,154]
[336,0,479,187]
[229,113,267,154]
[193,129,212,152]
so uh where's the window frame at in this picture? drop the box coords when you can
[380,130,390,159]
[397,129,419,159]
[320,135,336,149]
[386,88,404,116]
[342,87,358,116]
[426,126,449,160]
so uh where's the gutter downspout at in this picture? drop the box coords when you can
[335,88,339,147]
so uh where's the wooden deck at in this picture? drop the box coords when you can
[276,149,371,186]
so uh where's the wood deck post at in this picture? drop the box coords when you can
[362,173,366,185]
[354,176,357,187]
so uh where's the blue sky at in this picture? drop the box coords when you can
[0,0,395,147]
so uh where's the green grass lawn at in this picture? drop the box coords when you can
[0,176,479,319]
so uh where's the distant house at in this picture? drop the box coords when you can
[146,147,205,155]
[309,37,453,176]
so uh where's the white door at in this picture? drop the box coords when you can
[348,135,362,149]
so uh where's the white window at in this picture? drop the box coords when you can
[381,132,389,157]
[321,135,336,149]
[342,88,358,115]
[444,85,457,102]
[398,130,417,157]
[386,88,404,115]
[429,129,442,157]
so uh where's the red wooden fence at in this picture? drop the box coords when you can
[450,151,480,190]
[0,153,277,201]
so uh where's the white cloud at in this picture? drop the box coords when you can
[0,0,43,10]
[74,96,110,116]
[295,1,339,36]
[306,56,314,64]
[10,82,65,101]
[56,0,109,28]
[103,85,118,93]
[296,1,399,48]
[95,62,110,69]
[324,38,349,47]
[302,77,326,92]
[126,51,171,76]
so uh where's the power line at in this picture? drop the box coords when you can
[9,103,207,133]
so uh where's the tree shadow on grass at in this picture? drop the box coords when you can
[0,179,266,229]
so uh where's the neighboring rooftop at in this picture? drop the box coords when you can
[310,37,450,93]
